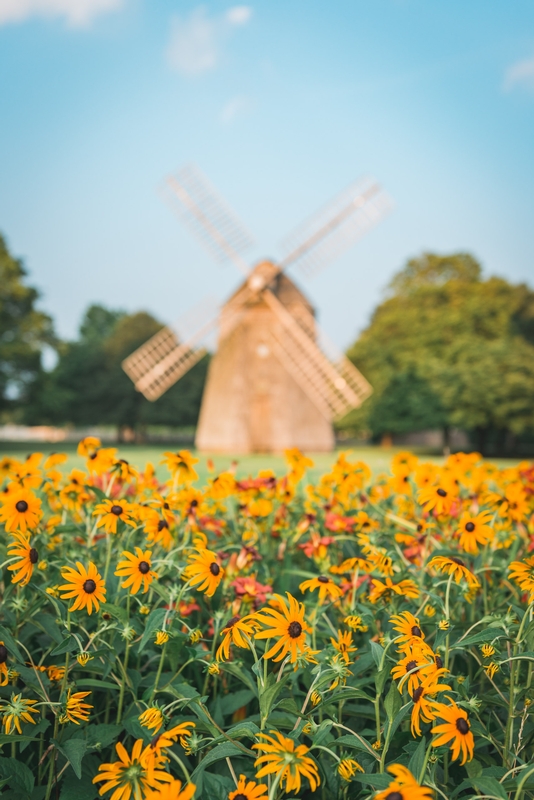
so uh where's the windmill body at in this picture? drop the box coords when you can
[122,166,393,454]
[196,261,334,453]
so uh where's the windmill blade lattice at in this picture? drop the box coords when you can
[163,165,254,275]
[279,176,393,277]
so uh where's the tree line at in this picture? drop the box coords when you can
[1,233,533,452]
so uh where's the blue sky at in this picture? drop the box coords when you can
[0,0,533,351]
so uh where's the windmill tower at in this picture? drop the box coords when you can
[122,167,393,453]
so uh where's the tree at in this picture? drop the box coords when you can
[0,234,54,419]
[38,304,208,438]
[345,252,534,453]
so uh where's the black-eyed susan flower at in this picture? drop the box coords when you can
[480,644,496,658]
[299,575,343,603]
[484,662,499,679]
[60,690,92,724]
[0,488,42,532]
[77,436,101,458]
[427,556,480,588]
[93,738,173,800]
[390,611,425,650]
[374,764,433,800]
[216,615,257,661]
[111,459,139,481]
[47,665,65,681]
[455,511,494,553]
[228,774,268,800]
[509,556,534,602]
[184,548,224,597]
[343,615,368,631]
[154,631,169,646]
[93,499,137,535]
[410,670,451,736]
[59,562,106,614]
[144,779,196,800]
[7,532,39,586]
[254,593,312,663]
[1,693,39,734]
[391,642,436,694]
[330,630,357,663]
[369,577,420,604]
[337,757,364,781]
[253,730,320,794]
[77,652,93,667]
[161,450,199,483]
[148,721,196,757]
[115,547,158,595]
[139,706,164,733]
[417,483,456,516]
[430,698,474,764]
[0,642,8,686]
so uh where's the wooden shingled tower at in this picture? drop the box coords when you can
[122,166,393,453]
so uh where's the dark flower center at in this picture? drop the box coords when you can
[83,579,97,594]
[450,556,465,566]
[0,645,7,663]
[417,523,423,532]
[158,519,169,531]
[435,655,443,669]
[163,502,170,509]
[411,625,422,637]
[233,795,247,800]
[89,452,97,459]
[465,522,475,532]
[386,793,403,800]
[111,505,123,516]
[437,488,447,497]
[456,717,470,735]
[412,687,424,703]
[15,500,29,513]
[138,561,150,574]
[190,499,198,508]
[226,615,241,628]
[318,576,329,583]
[406,660,417,672]
[209,563,220,576]
[29,548,39,564]
[288,621,303,638]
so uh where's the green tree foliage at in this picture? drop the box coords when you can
[0,234,54,418]
[346,252,534,451]
[36,305,208,437]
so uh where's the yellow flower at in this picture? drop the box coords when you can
[93,739,173,800]
[155,631,169,646]
[189,629,202,644]
[139,605,150,615]
[343,615,368,631]
[184,548,224,597]
[93,499,137,535]
[7,532,39,586]
[430,698,474,765]
[438,619,450,631]
[427,556,480,588]
[77,652,93,667]
[299,575,343,603]
[374,764,433,800]
[254,593,312,663]
[208,662,220,675]
[455,511,494,554]
[139,706,164,733]
[161,450,199,483]
[144,779,196,800]
[330,630,357,663]
[369,577,420,604]
[60,690,92,724]
[424,605,436,617]
[484,662,499,679]
[253,730,320,794]
[1,693,39,734]
[0,487,42,532]
[59,561,106,615]
[480,644,496,658]
[228,774,268,800]
[216,615,256,661]
[337,758,364,781]
[115,547,158,595]
[311,690,322,706]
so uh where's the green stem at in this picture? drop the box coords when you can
[150,642,167,702]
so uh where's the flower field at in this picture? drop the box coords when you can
[1,442,534,800]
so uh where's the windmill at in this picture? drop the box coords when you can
[122,166,393,453]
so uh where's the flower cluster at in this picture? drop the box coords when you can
[0,442,533,799]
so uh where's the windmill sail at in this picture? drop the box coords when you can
[162,165,254,275]
[279,176,393,277]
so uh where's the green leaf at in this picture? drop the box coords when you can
[470,776,508,800]
[59,754,100,800]
[408,736,426,782]
[75,679,119,691]
[0,625,23,663]
[84,484,106,501]
[0,735,38,745]
[220,662,258,696]
[49,635,79,657]
[100,603,128,625]
[191,742,244,781]
[219,689,254,716]
[318,687,372,707]
[259,673,290,722]
[385,701,411,741]
[375,666,389,694]
[53,739,87,780]
[384,680,401,721]
[34,614,64,644]
[0,757,35,796]
[137,608,167,654]
[86,724,121,750]
[353,774,392,789]
[370,640,384,668]
[454,629,506,648]
[333,733,375,753]
[465,759,483,779]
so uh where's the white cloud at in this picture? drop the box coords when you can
[0,0,123,27]
[166,5,252,76]
[220,94,249,124]
[503,55,534,92]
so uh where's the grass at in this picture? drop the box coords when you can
[0,441,524,483]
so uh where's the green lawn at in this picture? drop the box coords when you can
[0,441,525,483]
